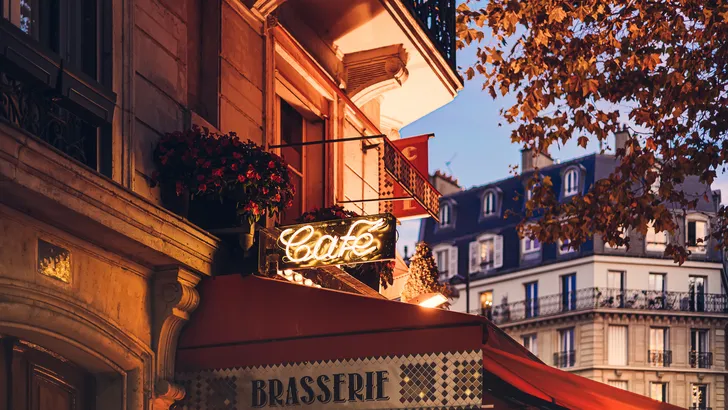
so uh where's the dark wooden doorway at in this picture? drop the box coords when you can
[0,337,95,410]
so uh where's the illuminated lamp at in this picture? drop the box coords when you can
[409,292,448,308]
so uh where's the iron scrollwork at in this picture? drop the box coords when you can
[0,72,98,169]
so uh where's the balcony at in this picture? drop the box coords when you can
[401,0,456,69]
[553,351,576,368]
[689,352,713,369]
[478,288,728,325]
[278,0,462,128]
[648,350,672,367]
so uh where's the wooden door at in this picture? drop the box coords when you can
[0,337,94,410]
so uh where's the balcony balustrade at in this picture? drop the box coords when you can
[553,350,576,368]
[648,350,672,367]
[402,0,456,69]
[689,351,713,369]
[472,288,728,325]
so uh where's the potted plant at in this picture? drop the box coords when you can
[297,205,394,290]
[153,127,295,251]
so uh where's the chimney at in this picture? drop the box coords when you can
[430,170,462,195]
[614,127,631,154]
[521,147,553,172]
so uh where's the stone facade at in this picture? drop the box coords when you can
[0,0,460,409]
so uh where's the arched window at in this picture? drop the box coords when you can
[483,191,496,216]
[564,168,579,196]
[440,203,452,227]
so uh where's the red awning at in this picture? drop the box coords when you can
[483,346,681,410]
[177,276,680,410]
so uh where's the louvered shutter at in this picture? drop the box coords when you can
[449,245,458,277]
[494,235,504,268]
[469,241,480,274]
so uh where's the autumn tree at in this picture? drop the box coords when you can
[457,0,728,262]
[402,242,451,305]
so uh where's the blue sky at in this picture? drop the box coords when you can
[395,32,728,258]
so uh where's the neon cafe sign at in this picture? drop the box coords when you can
[277,214,396,269]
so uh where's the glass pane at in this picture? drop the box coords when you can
[280,100,303,172]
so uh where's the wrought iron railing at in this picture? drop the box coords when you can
[689,351,713,369]
[553,350,576,368]
[476,288,728,325]
[648,350,672,367]
[0,20,114,175]
[0,72,103,170]
[401,0,456,69]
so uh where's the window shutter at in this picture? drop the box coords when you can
[494,235,504,268]
[468,241,480,274]
[608,325,628,365]
[449,245,458,277]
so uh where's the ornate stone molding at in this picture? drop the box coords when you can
[253,0,287,16]
[152,267,202,409]
[344,45,409,106]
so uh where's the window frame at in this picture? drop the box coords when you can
[482,189,498,217]
[439,202,453,227]
[524,281,539,318]
[521,235,541,255]
[650,382,668,403]
[479,290,493,319]
[563,167,580,196]
[646,221,668,252]
[522,333,538,355]
[686,215,709,253]
[607,324,628,366]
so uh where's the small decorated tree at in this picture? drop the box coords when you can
[401,242,451,307]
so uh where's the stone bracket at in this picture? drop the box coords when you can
[343,44,409,106]
[253,0,287,16]
[152,267,201,409]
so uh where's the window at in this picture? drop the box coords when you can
[522,334,537,355]
[279,100,326,224]
[561,274,576,311]
[607,270,625,307]
[690,329,711,369]
[646,222,668,251]
[650,382,668,403]
[687,218,708,253]
[2,0,111,81]
[689,276,706,312]
[649,328,670,367]
[649,273,666,292]
[608,325,628,365]
[521,235,541,255]
[525,281,539,318]
[556,328,575,368]
[483,191,496,216]
[564,168,579,196]
[435,249,449,276]
[435,245,458,279]
[558,238,576,254]
[440,203,452,227]
[607,380,628,391]
[691,384,708,409]
[469,235,503,273]
[605,227,628,249]
[479,291,493,319]
[648,273,667,309]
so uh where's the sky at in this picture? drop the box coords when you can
[394,23,728,258]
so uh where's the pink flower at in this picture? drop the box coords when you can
[237,174,246,183]
[198,183,207,192]
[231,163,238,171]
[268,160,276,169]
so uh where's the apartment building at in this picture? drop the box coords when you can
[420,143,727,409]
[0,0,460,408]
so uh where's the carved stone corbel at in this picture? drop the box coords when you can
[151,267,202,410]
[254,0,287,16]
[344,44,409,106]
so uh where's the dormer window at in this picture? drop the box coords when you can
[564,168,579,196]
[522,236,541,254]
[646,221,668,252]
[686,215,708,253]
[483,191,497,216]
[440,203,452,227]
